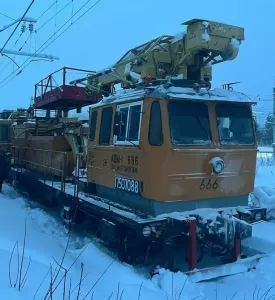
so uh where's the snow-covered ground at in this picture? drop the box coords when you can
[258,146,273,153]
[0,186,202,300]
[2,156,275,299]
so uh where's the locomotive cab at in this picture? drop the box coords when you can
[87,86,256,217]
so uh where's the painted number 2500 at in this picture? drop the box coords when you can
[200,179,218,190]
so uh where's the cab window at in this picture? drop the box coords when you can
[148,101,163,146]
[113,100,143,146]
[216,103,254,145]
[99,107,113,145]
[168,101,211,146]
[89,110,97,141]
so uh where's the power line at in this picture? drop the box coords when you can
[18,0,72,52]
[0,0,75,81]
[5,1,58,53]
[34,0,102,57]
[0,0,63,76]
[0,0,36,54]
[0,0,102,88]
[0,31,24,71]
[0,29,26,68]
[36,1,57,20]
[0,12,15,21]
[0,15,34,73]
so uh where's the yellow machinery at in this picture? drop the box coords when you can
[73,19,244,99]
[10,19,266,280]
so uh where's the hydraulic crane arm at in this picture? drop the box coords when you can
[83,19,244,98]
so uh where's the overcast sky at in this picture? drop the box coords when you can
[0,0,273,122]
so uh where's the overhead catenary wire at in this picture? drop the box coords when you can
[0,1,36,73]
[54,0,58,32]
[0,0,102,88]
[0,31,24,72]
[36,1,58,21]
[0,0,81,76]
[0,12,15,21]
[18,0,72,52]
[0,0,36,54]
[0,22,31,72]
[33,0,102,58]
[17,0,62,51]
[0,0,64,72]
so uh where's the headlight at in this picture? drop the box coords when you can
[209,157,225,174]
[142,226,152,237]
[213,160,224,174]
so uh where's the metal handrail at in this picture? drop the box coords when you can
[34,67,96,100]
[14,146,67,154]
[22,160,63,173]
[11,146,68,192]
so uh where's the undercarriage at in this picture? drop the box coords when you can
[11,167,266,282]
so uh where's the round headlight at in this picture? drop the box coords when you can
[142,226,152,237]
[213,160,224,174]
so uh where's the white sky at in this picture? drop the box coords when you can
[0,0,273,123]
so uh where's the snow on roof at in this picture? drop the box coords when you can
[171,31,186,43]
[90,84,255,109]
[91,89,145,108]
[158,86,253,102]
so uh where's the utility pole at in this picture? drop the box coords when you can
[0,16,59,60]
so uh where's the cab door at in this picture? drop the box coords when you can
[112,100,144,195]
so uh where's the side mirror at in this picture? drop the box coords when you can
[113,111,122,136]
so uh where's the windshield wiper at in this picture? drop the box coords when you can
[194,116,210,140]
[116,134,141,150]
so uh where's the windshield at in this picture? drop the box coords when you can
[216,103,254,145]
[167,101,211,146]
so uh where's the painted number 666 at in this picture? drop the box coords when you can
[200,179,218,190]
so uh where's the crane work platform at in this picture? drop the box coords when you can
[33,67,100,110]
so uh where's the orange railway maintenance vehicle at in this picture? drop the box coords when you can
[10,19,266,281]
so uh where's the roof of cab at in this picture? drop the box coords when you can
[89,84,255,109]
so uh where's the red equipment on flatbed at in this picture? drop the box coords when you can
[33,67,100,111]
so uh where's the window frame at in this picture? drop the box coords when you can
[167,100,212,146]
[148,100,163,146]
[99,106,113,145]
[89,110,98,141]
[215,103,255,146]
[113,100,143,146]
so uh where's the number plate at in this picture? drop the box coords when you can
[115,176,143,194]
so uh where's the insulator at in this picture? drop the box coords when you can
[28,23,34,33]
[21,24,26,33]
